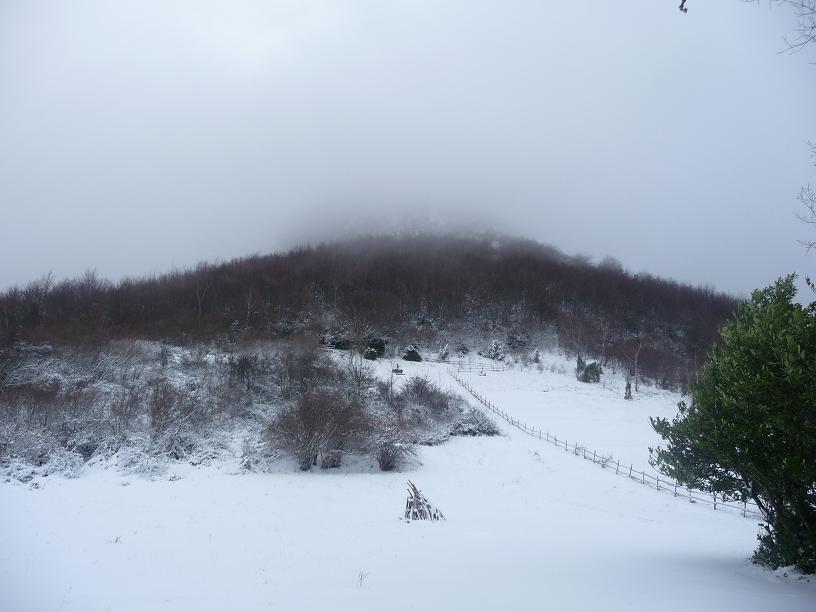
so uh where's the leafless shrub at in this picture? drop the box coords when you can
[266,391,369,470]
[401,377,455,421]
[14,382,62,429]
[372,430,415,472]
[345,352,373,394]
[271,346,341,400]
[0,349,24,390]
[109,385,143,435]
[158,345,171,369]
[147,378,181,437]
[229,353,259,386]
[376,376,406,424]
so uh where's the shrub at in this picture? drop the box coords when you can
[147,378,181,437]
[372,433,414,471]
[229,353,259,387]
[479,340,506,361]
[438,344,450,361]
[450,409,500,437]
[402,345,422,362]
[271,346,340,399]
[266,391,368,471]
[576,359,602,383]
[401,377,453,421]
[651,276,816,573]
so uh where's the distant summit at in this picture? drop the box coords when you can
[0,233,736,389]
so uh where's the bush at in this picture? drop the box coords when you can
[228,353,259,387]
[651,276,816,573]
[450,409,500,437]
[372,435,414,471]
[147,378,182,437]
[438,344,450,361]
[576,358,602,383]
[271,346,340,399]
[402,345,422,362]
[266,391,368,471]
[479,340,506,361]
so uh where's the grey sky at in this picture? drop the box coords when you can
[1,0,815,297]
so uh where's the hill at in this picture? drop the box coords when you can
[0,233,737,390]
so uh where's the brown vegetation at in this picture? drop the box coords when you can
[0,234,738,389]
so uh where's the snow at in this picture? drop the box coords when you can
[1,354,813,612]
[450,354,682,471]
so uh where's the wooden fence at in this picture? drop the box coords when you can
[449,369,763,520]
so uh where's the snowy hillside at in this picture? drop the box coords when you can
[1,354,813,612]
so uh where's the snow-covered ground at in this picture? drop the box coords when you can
[450,354,682,471]
[1,355,813,611]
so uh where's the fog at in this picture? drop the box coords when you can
[2,0,815,296]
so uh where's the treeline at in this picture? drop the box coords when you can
[0,234,737,388]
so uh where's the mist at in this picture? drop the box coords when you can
[2,0,815,296]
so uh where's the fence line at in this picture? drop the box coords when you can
[421,358,510,372]
[449,369,762,520]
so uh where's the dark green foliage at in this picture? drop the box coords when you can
[624,380,632,400]
[363,347,378,360]
[366,338,386,356]
[651,276,816,573]
[402,346,422,362]
[576,358,602,383]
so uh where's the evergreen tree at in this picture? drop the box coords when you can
[651,276,816,573]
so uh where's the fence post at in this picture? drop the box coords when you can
[673,482,677,497]
[629,464,633,478]
[742,500,747,517]
[616,459,620,475]
[656,475,660,491]
[641,471,645,484]
[592,450,596,463]
[712,493,717,510]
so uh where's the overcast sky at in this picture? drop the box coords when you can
[2,0,816,297]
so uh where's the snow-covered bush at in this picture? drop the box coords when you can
[479,340,506,361]
[450,408,500,437]
[266,391,369,471]
[438,344,450,361]
[506,330,530,351]
[576,360,602,383]
[402,345,422,362]
[372,436,414,471]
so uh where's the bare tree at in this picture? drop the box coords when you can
[776,0,816,54]
[345,352,372,395]
[796,144,816,251]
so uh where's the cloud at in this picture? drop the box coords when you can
[1,0,815,295]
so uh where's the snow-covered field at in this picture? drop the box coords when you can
[451,355,682,471]
[1,355,813,612]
